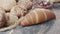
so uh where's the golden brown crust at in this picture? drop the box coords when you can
[29,11,36,24]
[20,8,55,26]
[37,10,45,23]
[43,9,55,20]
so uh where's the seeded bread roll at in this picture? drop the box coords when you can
[10,5,27,17]
[17,0,32,10]
[0,0,16,11]
[18,8,55,26]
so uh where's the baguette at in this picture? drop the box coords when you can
[18,8,55,26]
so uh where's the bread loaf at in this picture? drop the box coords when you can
[17,0,32,10]
[18,8,55,26]
[10,5,27,17]
[6,13,18,26]
[0,0,16,11]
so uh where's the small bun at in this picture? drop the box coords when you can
[0,0,16,11]
[6,13,18,26]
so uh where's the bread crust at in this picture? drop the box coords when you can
[20,8,55,26]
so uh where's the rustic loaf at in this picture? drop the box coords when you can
[18,8,55,26]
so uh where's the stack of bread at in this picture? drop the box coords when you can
[0,0,56,31]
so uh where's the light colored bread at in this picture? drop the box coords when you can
[17,0,32,10]
[10,5,27,17]
[0,0,16,11]
[6,13,18,26]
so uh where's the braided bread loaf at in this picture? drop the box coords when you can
[18,8,55,26]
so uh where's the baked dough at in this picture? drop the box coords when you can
[10,5,27,17]
[17,0,32,10]
[18,8,55,26]
[6,13,18,26]
[0,0,16,11]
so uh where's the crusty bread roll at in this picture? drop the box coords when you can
[10,5,27,17]
[0,8,6,27]
[5,13,18,26]
[17,0,32,10]
[0,0,16,11]
[0,13,18,31]
[18,8,55,26]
